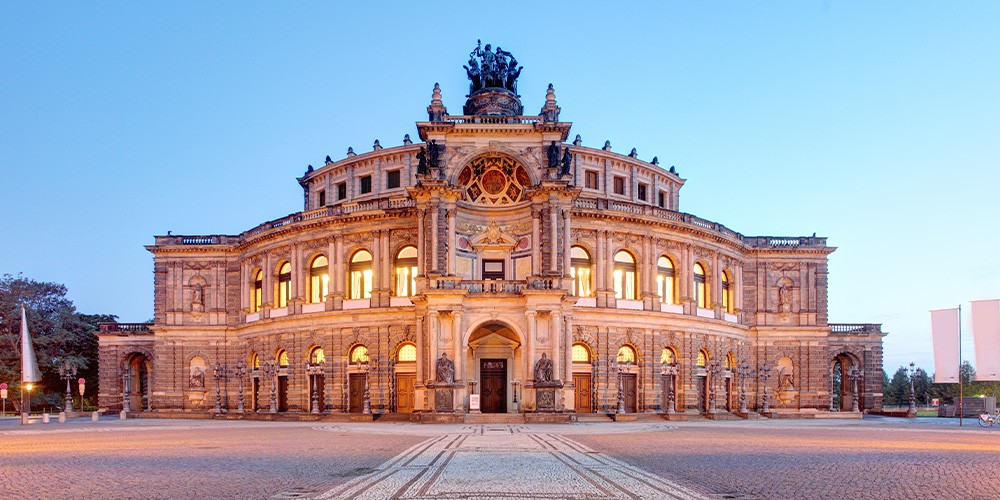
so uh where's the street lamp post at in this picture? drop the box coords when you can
[848,366,861,413]
[388,360,396,414]
[707,360,721,414]
[613,360,630,414]
[212,363,227,413]
[908,362,917,415]
[736,358,754,415]
[757,363,770,414]
[262,357,277,413]
[59,360,77,413]
[234,362,246,413]
[306,361,324,414]
[661,362,678,415]
[361,360,371,415]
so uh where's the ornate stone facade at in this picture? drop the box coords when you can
[99,46,885,417]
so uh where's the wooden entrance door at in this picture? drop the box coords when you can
[277,376,289,412]
[573,373,592,412]
[349,373,366,413]
[697,376,707,412]
[482,260,505,280]
[396,373,415,413]
[251,377,260,412]
[623,374,637,413]
[480,359,507,413]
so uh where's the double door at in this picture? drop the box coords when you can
[480,359,507,413]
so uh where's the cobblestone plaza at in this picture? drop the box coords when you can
[2,417,997,499]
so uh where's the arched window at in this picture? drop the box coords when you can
[310,347,325,365]
[656,256,675,304]
[616,345,637,364]
[350,345,370,364]
[397,342,416,362]
[251,269,263,313]
[249,352,260,370]
[572,342,592,363]
[309,256,329,304]
[570,246,592,297]
[721,270,733,313]
[613,251,637,300]
[724,352,735,370]
[660,347,676,365]
[394,246,418,297]
[349,250,373,300]
[696,350,708,367]
[276,262,292,308]
[277,349,289,368]
[693,262,708,309]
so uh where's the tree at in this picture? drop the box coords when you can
[887,366,910,406]
[0,273,116,410]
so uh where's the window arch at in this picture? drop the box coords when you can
[309,347,326,365]
[660,347,677,365]
[394,246,418,297]
[251,269,263,313]
[309,256,329,304]
[656,256,675,304]
[724,352,735,370]
[249,352,260,370]
[721,270,733,313]
[349,345,370,364]
[696,349,709,367]
[616,345,637,364]
[277,349,289,368]
[570,246,592,297]
[276,262,292,308]
[396,342,416,362]
[572,342,592,363]
[613,250,637,300]
[693,262,708,309]
[349,250,373,300]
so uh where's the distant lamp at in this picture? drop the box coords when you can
[25,383,33,392]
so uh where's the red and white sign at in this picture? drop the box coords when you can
[0,389,6,399]
[78,379,86,395]
[932,398,940,407]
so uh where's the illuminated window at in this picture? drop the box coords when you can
[276,262,291,308]
[394,246,418,297]
[277,349,289,368]
[249,352,260,370]
[251,269,262,312]
[725,352,735,370]
[397,343,416,362]
[572,342,591,363]
[309,256,329,304]
[349,250,373,299]
[693,263,708,309]
[660,348,676,365]
[697,350,708,367]
[310,347,325,365]
[570,246,592,297]
[616,345,636,364]
[721,271,733,313]
[613,251,637,300]
[656,256,675,304]
[350,345,370,364]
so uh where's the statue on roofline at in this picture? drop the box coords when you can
[465,40,523,95]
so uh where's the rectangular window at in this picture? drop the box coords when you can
[360,175,372,194]
[585,171,599,189]
[637,183,648,201]
[317,190,326,207]
[387,170,401,189]
[337,182,347,200]
[658,191,666,208]
[613,176,625,195]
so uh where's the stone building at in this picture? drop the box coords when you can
[98,44,885,418]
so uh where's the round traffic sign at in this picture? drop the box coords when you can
[0,383,7,389]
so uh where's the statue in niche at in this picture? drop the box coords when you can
[547,141,561,169]
[778,366,794,390]
[534,353,554,383]
[192,284,204,307]
[189,367,205,389]
[428,140,442,170]
[436,353,455,384]
[416,147,428,175]
[560,147,572,176]
[778,283,792,312]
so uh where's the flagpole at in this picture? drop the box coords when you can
[958,304,963,427]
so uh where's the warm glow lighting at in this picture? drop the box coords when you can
[25,384,33,391]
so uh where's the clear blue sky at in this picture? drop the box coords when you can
[2,2,997,375]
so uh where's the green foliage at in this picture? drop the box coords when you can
[887,366,910,406]
[0,273,116,408]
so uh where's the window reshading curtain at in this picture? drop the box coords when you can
[971,299,1000,381]
[930,308,960,384]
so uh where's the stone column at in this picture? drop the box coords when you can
[563,315,573,382]
[417,208,426,274]
[551,312,562,383]
[430,204,440,272]
[334,236,344,298]
[428,311,440,373]
[525,311,536,377]
[292,243,303,312]
[239,260,248,313]
[452,311,464,384]
[550,203,558,272]
[326,237,337,309]
[263,253,273,312]
[563,207,571,276]
[531,207,541,275]
[370,230,380,299]
[447,208,456,276]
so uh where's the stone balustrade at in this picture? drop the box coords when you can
[829,323,883,334]
[98,323,153,334]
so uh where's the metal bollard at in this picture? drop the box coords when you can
[119,410,127,420]
[59,412,66,423]
[92,411,99,422]
[42,413,50,424]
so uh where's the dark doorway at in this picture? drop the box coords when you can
[251,377,260,412]
[482,260,505,280]
[349,373,366,413]
[277,376,289,412]
[480,359,507,413]
[573,373,592,412]
[697,375,707,412]
[623,373,637,413]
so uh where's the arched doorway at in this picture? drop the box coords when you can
[831,353,860,411]
[123,352,151,412]
[467,322,521,414]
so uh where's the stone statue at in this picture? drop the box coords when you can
[192,284,204,307]
[416,147,428,175]
[547,141,560,169]
[436,353,455,383]
[560,147,572,176]
[465,40,523,94]
[778,285,791,311]
[534,353,554,383]
[428,140,441,170]
[189,367,205,389]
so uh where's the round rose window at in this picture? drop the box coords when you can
[457,154,531,206]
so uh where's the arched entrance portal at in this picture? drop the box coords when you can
[831,353,860,411]
[124,353,151,412]
[467,322,522,414]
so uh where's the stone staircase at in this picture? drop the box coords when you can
[464,413,525,424]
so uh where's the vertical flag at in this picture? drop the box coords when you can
[971,299,1000,381]
[930,308,961,383]
[20,305,41,384]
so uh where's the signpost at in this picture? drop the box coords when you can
[1,383,7,417]
[78,378,86,412]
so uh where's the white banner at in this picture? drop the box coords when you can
[930,308,961,383]
[971,299,1000,381]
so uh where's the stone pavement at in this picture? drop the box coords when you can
[1,416,998,499]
